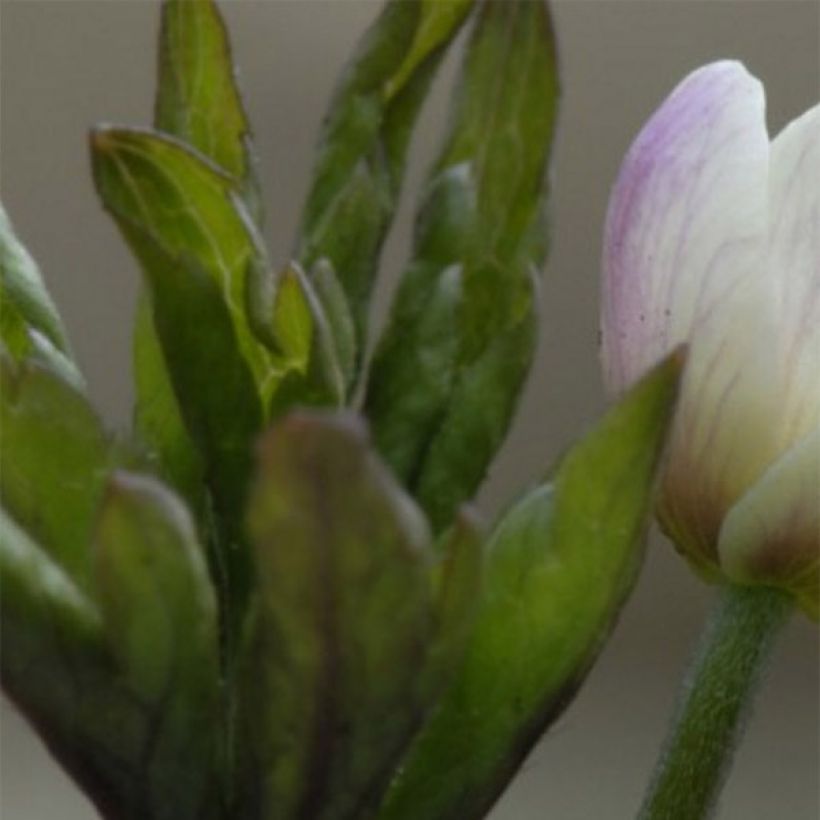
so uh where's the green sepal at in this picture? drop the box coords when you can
[295,0,474,359]
[236,412,446,820]
[366,0,560,532]
[379,352,683,820]
[93,471,221,820]
[0,353,110,587]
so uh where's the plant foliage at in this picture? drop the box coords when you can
[0,1,681,818]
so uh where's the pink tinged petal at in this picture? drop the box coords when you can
[768,105,820,450]
[717,427,820,619]
[601,60,770,393]
[601,61,780,561]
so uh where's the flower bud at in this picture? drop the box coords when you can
[601,61,819,616]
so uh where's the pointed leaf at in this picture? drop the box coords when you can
[309,258,357,389]
[266,263,347,419]
[118,225,261,632]
[0,205,84,386]
[0,203,71,356]
[90,127,275,396]
[94,126,271,624]
[237,412,440,820]
[136,0,263,510]
[295,0,474,359]
[366,0,560,532]
[155,0,262,220]
[0,354,109,586]
[93,471,221,820]
[379,353,682,820]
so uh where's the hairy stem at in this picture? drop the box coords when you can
[639,583,792,820]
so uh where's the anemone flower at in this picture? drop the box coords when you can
[601,61,818,616]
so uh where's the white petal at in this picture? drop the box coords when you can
[718,427,819,616]
[657,270,783,563]
[601,60,770,392]
[600,61,782,559]
[768,105,820,450]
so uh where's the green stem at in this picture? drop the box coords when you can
[639,583,792,820]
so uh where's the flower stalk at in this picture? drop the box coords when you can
[639,583,792,820]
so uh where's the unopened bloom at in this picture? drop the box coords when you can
[601,61,819,616]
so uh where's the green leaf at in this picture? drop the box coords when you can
[0,354,110,587]
[366,0,560,532]
[93,471,221,820]
[155,0,262,220]
[0,508,149,820]
[133,293,206,511]
[0,203,71,356]
[117,225,262,632]
[425,511,484,686]
[379,353,683,820]
[237,412,442,820]
[91,127,274,395]
[309,258,357,390]
[0,204,83,386]
[135,0,263,515]
[295,0,474,361]
[266,263,347,419]
[92,126,276,617]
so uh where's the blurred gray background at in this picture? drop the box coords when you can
[0,1,818,818]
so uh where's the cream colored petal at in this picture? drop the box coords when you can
[768,105,820,450]
[718,427,819,617]
[601,61,770,393]
[657,271,783,563]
